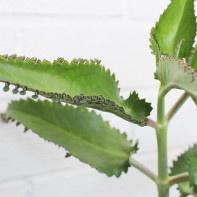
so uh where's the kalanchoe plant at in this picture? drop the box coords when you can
[0,0,197,196]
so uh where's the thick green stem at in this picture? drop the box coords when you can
[156,86,169,197]
[156,124,169,197]
[157,95,165,124]
[156,125,168,181]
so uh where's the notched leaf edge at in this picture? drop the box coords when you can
[0,54,152,126]
[5,99,139,178]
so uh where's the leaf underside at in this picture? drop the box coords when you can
[170,144,197,195]
[6,99,137,177]
[150,0,196,58]
[0,55,152,126]
[155,56,197,105]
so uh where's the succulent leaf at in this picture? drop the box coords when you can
[150,0,196,58]
[0,55,152,126]
[155,56,197,105]
[170,144,197,195]
[187,155,197,193]
[6,99,137,177]
[124,91,152,121]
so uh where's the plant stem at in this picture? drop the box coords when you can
[147,118,159,129]
[157,94,165,124]
[166,92,189,123]
[129,157,156,182]
[156,125,168,181]
[169,172,189,186]
[156,125,169,197]
[156,86,169,197]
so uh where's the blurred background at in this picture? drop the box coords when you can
[0,0,196,196]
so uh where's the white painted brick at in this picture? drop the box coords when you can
[0,121,87,181]
[126,0,170,20]
[0,26,21,53]
[0,180,33,197]
[0,20,157,89]
[126,0,197,21]
[30,166,158,197]
[0,0,124,16]
[28,151,181,197]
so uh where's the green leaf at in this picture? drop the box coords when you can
[187,155,197,193]
[170,144,197,195]
[0,55,152,126]
[155,56,197,105]
[150,0,196,58]
[6,99,137,177]
[171,144,197,175]
[124,91,152,121]
[177,182,194,197]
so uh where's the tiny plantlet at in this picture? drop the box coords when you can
[1,0,197,196]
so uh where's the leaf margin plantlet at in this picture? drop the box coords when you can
[0,55,152,126]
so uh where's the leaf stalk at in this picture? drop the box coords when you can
[147,118,159,129]
[129,157,157,182]
[165,92,189,123]
[168,172,189,186]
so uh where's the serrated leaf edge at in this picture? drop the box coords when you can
[6,99,138,177]
[0,55,151,126]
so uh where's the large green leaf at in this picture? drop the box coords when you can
[150,0,196,58]
[6,99,137,177]
[0,55,152,126]
[170,144,197,196]
[155,56,197,105]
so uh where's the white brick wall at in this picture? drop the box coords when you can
[0,0,195,196]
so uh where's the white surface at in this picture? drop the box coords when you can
[0,0,196,196]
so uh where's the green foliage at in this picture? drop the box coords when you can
[0,55,152,126]
[177,182,194,197]
[6,99,137,177]
[170,144,197,195]
[150,0,196,58]
[171,144,197,176]
[155,56,197,105]
[0,0,197,196]
[124,91,152,120]
[187,155,197,193]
